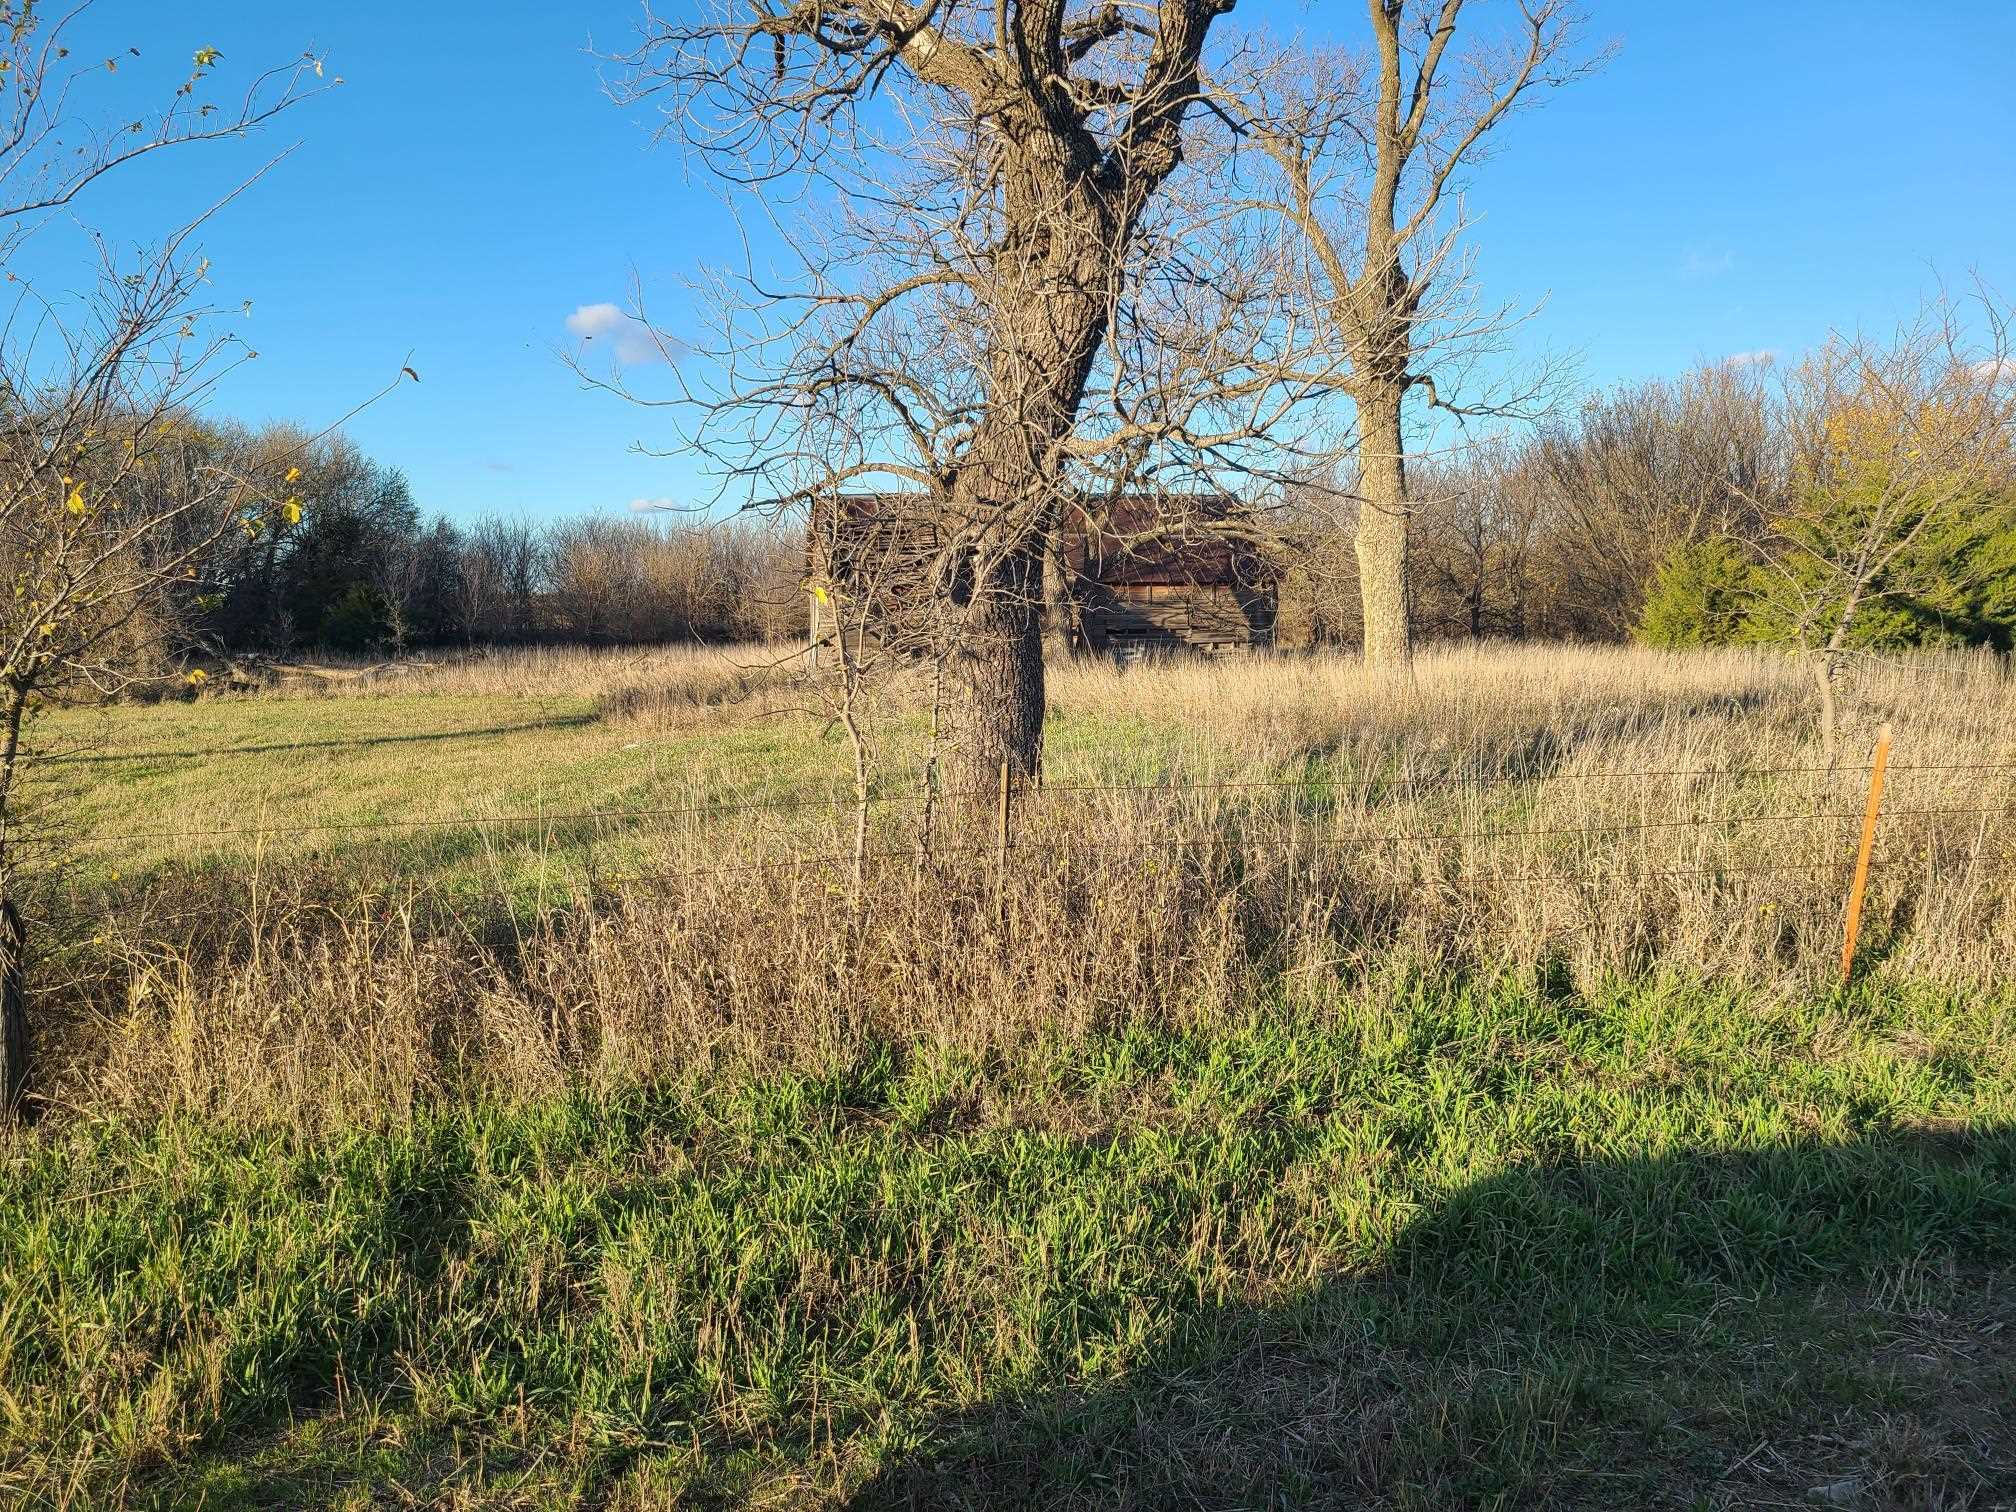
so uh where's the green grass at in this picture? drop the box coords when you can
[37,695,895,935]
[5,968,2013,1508]
[39,692,1210,876]
[44,694,816,858]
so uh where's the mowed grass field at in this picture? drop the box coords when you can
[5,644,2016,1509]
[40,649,1184,909]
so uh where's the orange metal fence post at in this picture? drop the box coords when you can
[1839,723,1893,984]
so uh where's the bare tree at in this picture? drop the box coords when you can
[374,538,427,656]
[1245,0,1598,664]
[605,0,1340,787]
[724,522,814,643]
[1523,359,1778,639]
[1410,443,1540,640]
[464,515,544,643]
[450,522,505,646]
[1754,295,2015,763]
[0,8,336,1117]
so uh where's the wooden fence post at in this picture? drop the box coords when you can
[995,759,1010,931]
[1840,722,1892,985]
[914,757,937,873]
[0,898,26,1123]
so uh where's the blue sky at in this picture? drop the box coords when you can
[60,1,2016,523]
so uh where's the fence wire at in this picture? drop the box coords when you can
[68,763,2016,852]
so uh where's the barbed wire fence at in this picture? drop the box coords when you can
[63,729,2016,980]
[68,760,2016,848]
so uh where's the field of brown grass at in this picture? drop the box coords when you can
[5,643,2013,1509]
[31,641,2016,1126]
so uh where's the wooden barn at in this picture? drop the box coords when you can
[1060,497,1277,656]
[806,493,1277,660]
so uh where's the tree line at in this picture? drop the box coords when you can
[1282,331,2016,675]
[143,342,2016,672]
[143,421,808,664]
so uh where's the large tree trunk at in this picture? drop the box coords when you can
[946,541,1048,788]
[922,25,1215,788]
[941,437,1072,789]
[1355,385,1412,664]
[940,235,1111,789]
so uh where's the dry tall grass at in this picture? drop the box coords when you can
[40,642,2016,1132]
[1047,641,2011,776]
[288,639,2010,774]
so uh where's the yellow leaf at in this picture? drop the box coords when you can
[813,584,830,604]
[284,464,302,483]
[282,497,302,525]
[65,488,85,515]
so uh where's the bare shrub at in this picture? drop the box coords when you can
[542,517,804,646]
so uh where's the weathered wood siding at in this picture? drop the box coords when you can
[1080,582,1274,654]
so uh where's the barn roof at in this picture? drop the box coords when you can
[1060,496,1269,587]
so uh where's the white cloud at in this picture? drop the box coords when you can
[629,496,677,513]
[1680,248,1735,279]
[565,302,667,365]
[1724,349,1776,368]
[1972,357,2016,383]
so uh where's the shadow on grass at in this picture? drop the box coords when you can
[849,1125,2016,1510]
[113,1115,2016,1511]
[44,713,597,766]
